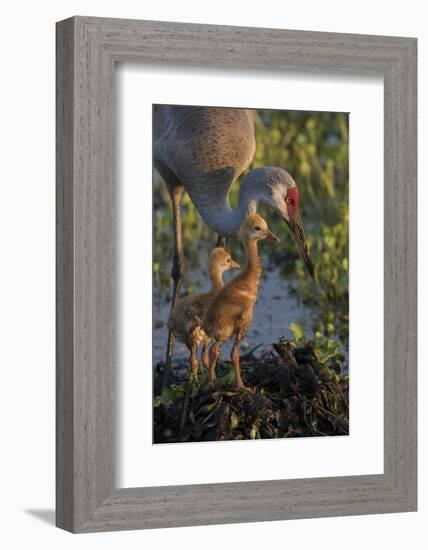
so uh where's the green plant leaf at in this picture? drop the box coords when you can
[289,322,305,342]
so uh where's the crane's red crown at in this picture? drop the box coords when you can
[285,187,299,214]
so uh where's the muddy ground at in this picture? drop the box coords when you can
[154,339,349,444]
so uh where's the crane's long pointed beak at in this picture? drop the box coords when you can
[286,214,315,279]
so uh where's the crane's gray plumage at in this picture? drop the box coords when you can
[154,106,255,186]
[154,107,256,234]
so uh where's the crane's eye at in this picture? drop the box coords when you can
[254,225,261,231]
[286,187,299,209]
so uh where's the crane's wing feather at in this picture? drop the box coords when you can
[154,107,256,205]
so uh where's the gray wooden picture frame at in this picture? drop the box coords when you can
[56,16,417,533]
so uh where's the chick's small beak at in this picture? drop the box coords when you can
[266,229,280,242]
[230,260,240,269]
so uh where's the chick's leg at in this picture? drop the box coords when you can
[208,341,221,386]
[231,336,247,390]
[180,342,199,433]
[201,338,210,373]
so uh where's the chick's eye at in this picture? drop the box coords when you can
[254,225,261,231]
[226,258,230,263]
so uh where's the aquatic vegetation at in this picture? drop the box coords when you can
[294,213,349,339]
[254,110,349,340]
[154,328,348,443]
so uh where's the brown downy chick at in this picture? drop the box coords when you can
[203,213,279,389]
[168,247,240,377]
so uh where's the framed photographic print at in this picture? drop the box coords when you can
[56,16,417,532]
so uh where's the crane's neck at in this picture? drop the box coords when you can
[191,172,264,237]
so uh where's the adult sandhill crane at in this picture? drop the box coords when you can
[154,106,315,373]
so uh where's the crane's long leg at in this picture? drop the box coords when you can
[163,186,184,387]
[216,235,226,248]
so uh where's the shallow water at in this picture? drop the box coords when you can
[152,267,314,367]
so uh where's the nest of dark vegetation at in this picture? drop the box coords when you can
[153,339,349,443]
